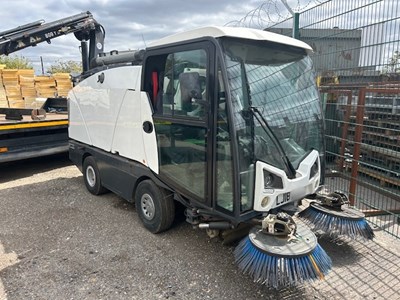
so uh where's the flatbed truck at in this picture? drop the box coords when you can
[0,11,103,162]
[0,108,68,162]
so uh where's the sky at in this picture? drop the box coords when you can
[2,0,395,73]
[0,0,262,70]
[1,0,321,72]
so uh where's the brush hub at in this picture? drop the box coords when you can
[261,212,296,236]
[316,190,349,208]
[249,221,317,258]
[310,202,365,220]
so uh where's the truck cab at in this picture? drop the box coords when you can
[142,27,323,224]
[68,26,324,231]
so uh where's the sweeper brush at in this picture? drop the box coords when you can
[234,213,332,288]
[298,190,374,240]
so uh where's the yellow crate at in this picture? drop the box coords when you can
[2,78,19,85]
[1,70,19,85]
[35,75,56,82]
[56,81,72,87]
[8,99,25,108]
[19,76,35,85]
[36,88,57,98]
[5,87,21,97]
[17,69,34,76]
[1,69,19,76]
[0,99,8,108]
[21,87,35,94]
[53,73,70,78]
[23,97,39,108]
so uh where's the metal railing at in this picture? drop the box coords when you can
[322,84,400,238]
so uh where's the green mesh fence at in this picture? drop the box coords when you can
[265,0,400,238]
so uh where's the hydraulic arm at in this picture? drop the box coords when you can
[0,11,105,72]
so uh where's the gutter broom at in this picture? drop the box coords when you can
[234,213,332,288]
[298,189,374,240]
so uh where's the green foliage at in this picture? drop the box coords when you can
[0,55,33,69]
[383,51,400,74]
[47,60,82,74]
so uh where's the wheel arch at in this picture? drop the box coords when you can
[131,175,172,202]
[82,152,92,167]
[82,154,108,195]
[131,175,151,202]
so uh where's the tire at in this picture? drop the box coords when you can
[135,180,175,233]
[83,156,107,195]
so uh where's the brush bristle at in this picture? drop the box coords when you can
[234,237,332,288]
[299,206,375,239]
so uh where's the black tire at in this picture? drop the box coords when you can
[83,156,107,195]
[135,180,175,233]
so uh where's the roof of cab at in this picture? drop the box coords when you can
[148,26,312,53]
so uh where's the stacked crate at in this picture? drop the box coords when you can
[1,69,24,108]
[0,66,7,107]
[34,75,57,98]
[19,69,37,108]
[0,88,7,107]
[0,69,73,109]
[54,73,72,97]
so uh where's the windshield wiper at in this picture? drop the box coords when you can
[249,106,297,179]
[237,58,296,179]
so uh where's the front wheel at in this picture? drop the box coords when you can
[135,180,175,233]
[83,156,107,195]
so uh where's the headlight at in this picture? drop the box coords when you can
[309,160,319,179]
[261,196,270,208]
[263,170,283,189]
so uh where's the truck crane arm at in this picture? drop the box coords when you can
[0,11,105,72]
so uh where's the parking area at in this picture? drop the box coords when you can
[0,154,399,300]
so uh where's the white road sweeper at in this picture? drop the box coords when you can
[65,13,373,288]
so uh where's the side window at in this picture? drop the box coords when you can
[150,47,209,202]
[159,49,207,118]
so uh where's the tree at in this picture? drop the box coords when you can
[47,60,82,74]
[0,55,33,69]
[383,51,400,74]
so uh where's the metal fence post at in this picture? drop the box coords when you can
[349,87,366,206]
[293,12,300,39]
[338,91,353,170]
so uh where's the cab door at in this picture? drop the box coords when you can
[143,42,214,206]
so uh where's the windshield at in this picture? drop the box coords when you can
[222,38,323,173]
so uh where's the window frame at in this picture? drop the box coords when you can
[142,40,216,208]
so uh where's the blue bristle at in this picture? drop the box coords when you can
[299,206,375,239]
[234,237,332,288]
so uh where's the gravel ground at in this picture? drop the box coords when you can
[0,154,399,300]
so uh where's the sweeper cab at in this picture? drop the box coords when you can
[68,19,372,288]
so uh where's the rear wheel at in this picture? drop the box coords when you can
[135,180,175,233]
[83,156,107,195]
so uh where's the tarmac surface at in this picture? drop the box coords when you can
[0,153,399,300]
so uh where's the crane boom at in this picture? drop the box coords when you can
[0,12,106,163]
[0,11,105,72]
